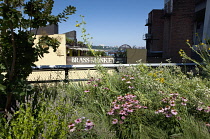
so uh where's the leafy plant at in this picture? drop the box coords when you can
[0,0,76,111]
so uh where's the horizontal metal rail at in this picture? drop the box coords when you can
[29,63,197,83]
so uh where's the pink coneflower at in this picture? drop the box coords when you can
[93,84,98,87]
[119,121,124,124]
[164,105,171,110]
[155,110,159,114]
[69,127,76,132]
[171,109,178,115]
[125,102,133,107]
[84,90,90,92]
[132,99,139,104]
[177,116,182,120]
[75,118,82,124]
[68,123,75,128]
[196,107,203,111]
[158,108,164,113]
[181,97,188,102]
[68,123,76,132]
[121,77,126,81]
[143,106,148,109]
[170,102,176,106]
[206,123,210,127]
[181,102,187,106]
[130,76,135,80]
[121,116,126,120]
[126,80,131,84]
[86,120,94,126]
[161,99,167,103]
[165,114,173,117]
[128,86,134,89]
[114,104,121,109]
[127,108,134,113]
[103,87,109,90]
[117,95,124,101]
[119,110,126,115]
[112,119,118,124]
[107,109,114,115]
[112,100,117,104]
[135,105,142,109]
[123,106,128,111]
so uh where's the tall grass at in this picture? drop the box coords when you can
[0,64,210,138]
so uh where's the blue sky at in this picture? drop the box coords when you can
[53,0,164,47]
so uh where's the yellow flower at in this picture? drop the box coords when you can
[200,43,205,45]
[186,39,189,42]
[160,78,164,83]
[148,73,153,76]
[153,73,157,77]
[75,24,80,27]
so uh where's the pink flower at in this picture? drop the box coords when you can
[177,116,182,120]
[181,102,187,106]
[158,108,164,113]
[119,110,126,115]
[181,97,188,102]
[128,86,134,89]
[127,108,134,113]
[75,118,82,124]
[112,119,118,124]
[112,100,117,104]
[68,123,76,132]
[155,110,159,114]
[122,77,126,81]
[68,123,75,128]
[86,120,94,126]
[164,105,171,110]
[117,95,124,101]
[126,80,131,84]
[196,107,203,111]
[135,105,142,109]
[130,76,135,80]
[119,121,124,124]
[206,123,210,127]
[93,84,98,87]
[166,114,172,117]
[121,116,126,120]
[69,127,76,132]
[114,104,121,109]
[84,90,90,92]
[170,102,176,106]
[171,109,178,115]
[125,102,133,107]
[107,110,114,115]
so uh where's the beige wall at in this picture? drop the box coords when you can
[34,34,66,66]
[127,49,147,64]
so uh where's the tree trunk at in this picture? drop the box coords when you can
[5,92,12,112]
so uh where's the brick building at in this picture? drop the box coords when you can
[145,0,210,63]
[144,9,165,62]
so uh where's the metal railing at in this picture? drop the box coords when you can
[28,63,197,83]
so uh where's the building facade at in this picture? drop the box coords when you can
[30,24,58,35]
[145,0,210,63]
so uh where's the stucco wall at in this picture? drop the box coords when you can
[34,34,66,66]
[127,49,147,64]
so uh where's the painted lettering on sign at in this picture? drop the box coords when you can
[69,57,114,64]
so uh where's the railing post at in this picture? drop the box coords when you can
[64,68,69,82]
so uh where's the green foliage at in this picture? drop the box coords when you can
[0,0,76,110]
[1,65,210,138]
[179,41,210,77]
